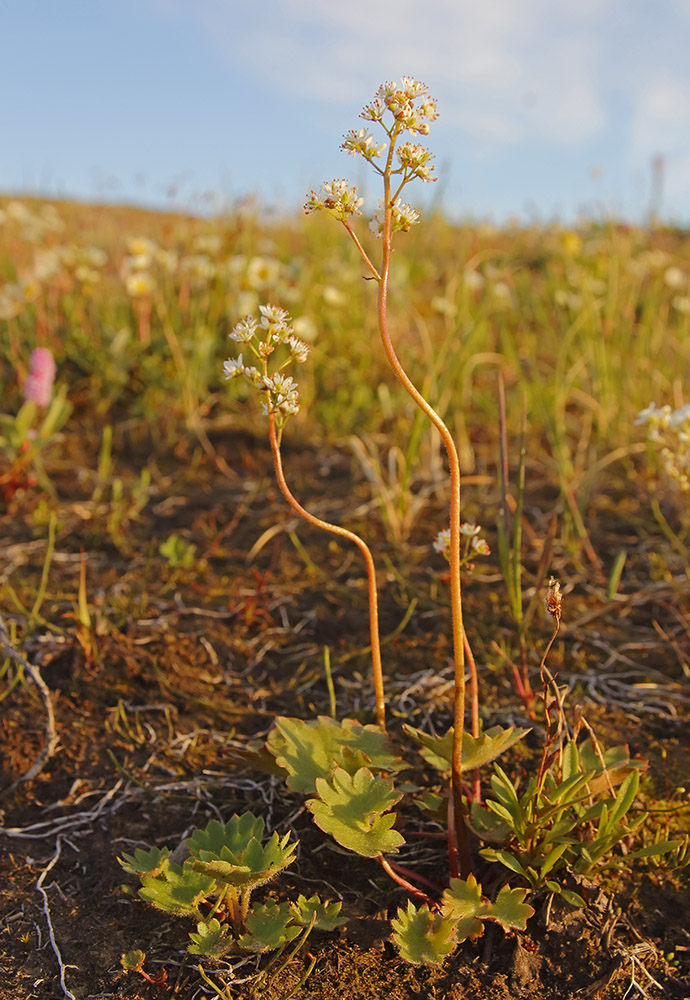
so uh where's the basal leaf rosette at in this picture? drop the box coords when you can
[403,723,530,772]
[186,813,297,889]
[306,765,404,857]
[267,716,405,795]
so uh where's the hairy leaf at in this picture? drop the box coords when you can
[441,874,485,940]
[391,902,458,965]
[138,862,215,917]
[118,845,170,877]
[307,766,404,857]
[290,894,347,931]
[188,918,234,957]
[403,724,530,773]
[486,885,534,931]
[267,716,404,794]
[186,814,297,888]
[238,901,301,952]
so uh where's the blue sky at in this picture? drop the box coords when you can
[3,0,690,223]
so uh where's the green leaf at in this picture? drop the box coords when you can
[558,889,586,907]
[486,885,534,931]
[625,839,683,861]
[403,724,530,773]
[470,801,511,843]
[441,874,485,940]
[307,766,404,857]
[479,848,528,878]
[391,902,458,965]
[539,842,570,878]
[267,716,404,794]
[138,862,215,917]
[188,918,234,957]
[290,894,347,931]
[607,770,639,829]
[186,814,297,888]
[118,845,171,877]
[121,950,145,972]
[561,740,579,781]
[238,901,302,952]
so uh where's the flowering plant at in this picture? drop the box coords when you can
[0,347,72,498]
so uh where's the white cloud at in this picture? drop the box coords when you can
[155,0,609,148]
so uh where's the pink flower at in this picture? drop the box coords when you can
[24,348,56,408]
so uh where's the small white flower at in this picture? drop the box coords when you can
[229,316,258,342]
[304,179,364,220]
[433,529,450,555]
[223,355,245,379]
[287,335,309,363]
[459,522,482,537]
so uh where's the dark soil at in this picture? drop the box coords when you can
[1,425,689,1000]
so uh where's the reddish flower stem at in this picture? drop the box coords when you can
[268,415,386,728]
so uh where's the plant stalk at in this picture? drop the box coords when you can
[268,415,386,728]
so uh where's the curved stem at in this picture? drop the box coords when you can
[379,855,437,908]
[268,415,386,728]
[376,170,469,874]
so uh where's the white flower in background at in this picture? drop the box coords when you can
[127,236,159,257]
[292,315,317,342]
[664,266,687,290]
[322,285,346,308]
[125,272,154,297]
[247,255,282,290]
[637,401,690,490]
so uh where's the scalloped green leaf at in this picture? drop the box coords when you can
[307,766,404,857]
[138,862,215,916]
[267,716,404,795]
[186,815,297,888]
[187,813,265,858]
[238,901,302,952]
[290,894,347,931]
[403,724,530,773]
[391,902,458,965]
[486,885,534,931]
[118,845,171,877]
[121,950,145,972]
[440,874,485,941]
[188,918,234,957]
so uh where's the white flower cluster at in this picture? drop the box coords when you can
[361,77,438,135]
[306,77,437,234]
[433,523,490,565]
[224,303,310,426]
[304,179,364,221]
[636,401,690,490]
[369,198,421,237]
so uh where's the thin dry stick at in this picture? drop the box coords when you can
[36,837,78,1000]
[268,415,386,729]
[0,613,59,799]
